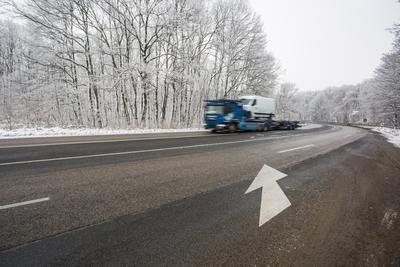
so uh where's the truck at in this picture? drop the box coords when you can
[204,96,299,133]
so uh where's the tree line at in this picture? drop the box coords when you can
[276,20,400,128]
[0,0,278,129]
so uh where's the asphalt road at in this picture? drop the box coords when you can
[1,125,399,266]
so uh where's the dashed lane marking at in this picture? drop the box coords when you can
[0,197,50,210]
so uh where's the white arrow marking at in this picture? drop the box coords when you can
[245,165,291,226]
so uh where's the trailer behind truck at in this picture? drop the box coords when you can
[240,96,275,118]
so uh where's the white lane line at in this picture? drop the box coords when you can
[0,197,50,210]
[0,135,301,166]
[0,133,220,149]
[277,144,315,154]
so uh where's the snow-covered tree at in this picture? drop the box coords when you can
[0,0,278,129]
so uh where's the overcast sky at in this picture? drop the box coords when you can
[249,0,400,91]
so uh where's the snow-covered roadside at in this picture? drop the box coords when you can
[371,127,400,148]
[0,127,206,139]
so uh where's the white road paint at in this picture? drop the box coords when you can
[0,135,302,166]
[277,144,315,154]
[245,164,291,226]
[0,126,324,149]
[381,209,398,229]
[0,197,50,210]
[0,133,224,149]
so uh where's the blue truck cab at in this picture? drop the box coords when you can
[204,99,273,132]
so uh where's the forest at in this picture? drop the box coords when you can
[0,0,399,129]
[0,0,277,129]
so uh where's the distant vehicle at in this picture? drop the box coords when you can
[204,96,299,133]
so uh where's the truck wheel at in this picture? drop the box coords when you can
[264,123,270,132]
[228,123,237,133]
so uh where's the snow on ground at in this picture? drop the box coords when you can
[371,127,400,148]
[298,123,323,130]
[0,127,206,139]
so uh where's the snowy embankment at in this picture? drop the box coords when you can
[370,127,400,148]
[0,127,206,139]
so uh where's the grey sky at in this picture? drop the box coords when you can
[249,0,400,91]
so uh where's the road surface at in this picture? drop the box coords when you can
[1,125,399,266]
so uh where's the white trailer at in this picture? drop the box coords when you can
[240,95,275,118]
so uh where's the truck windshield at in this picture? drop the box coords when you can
[205,105,224,114]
